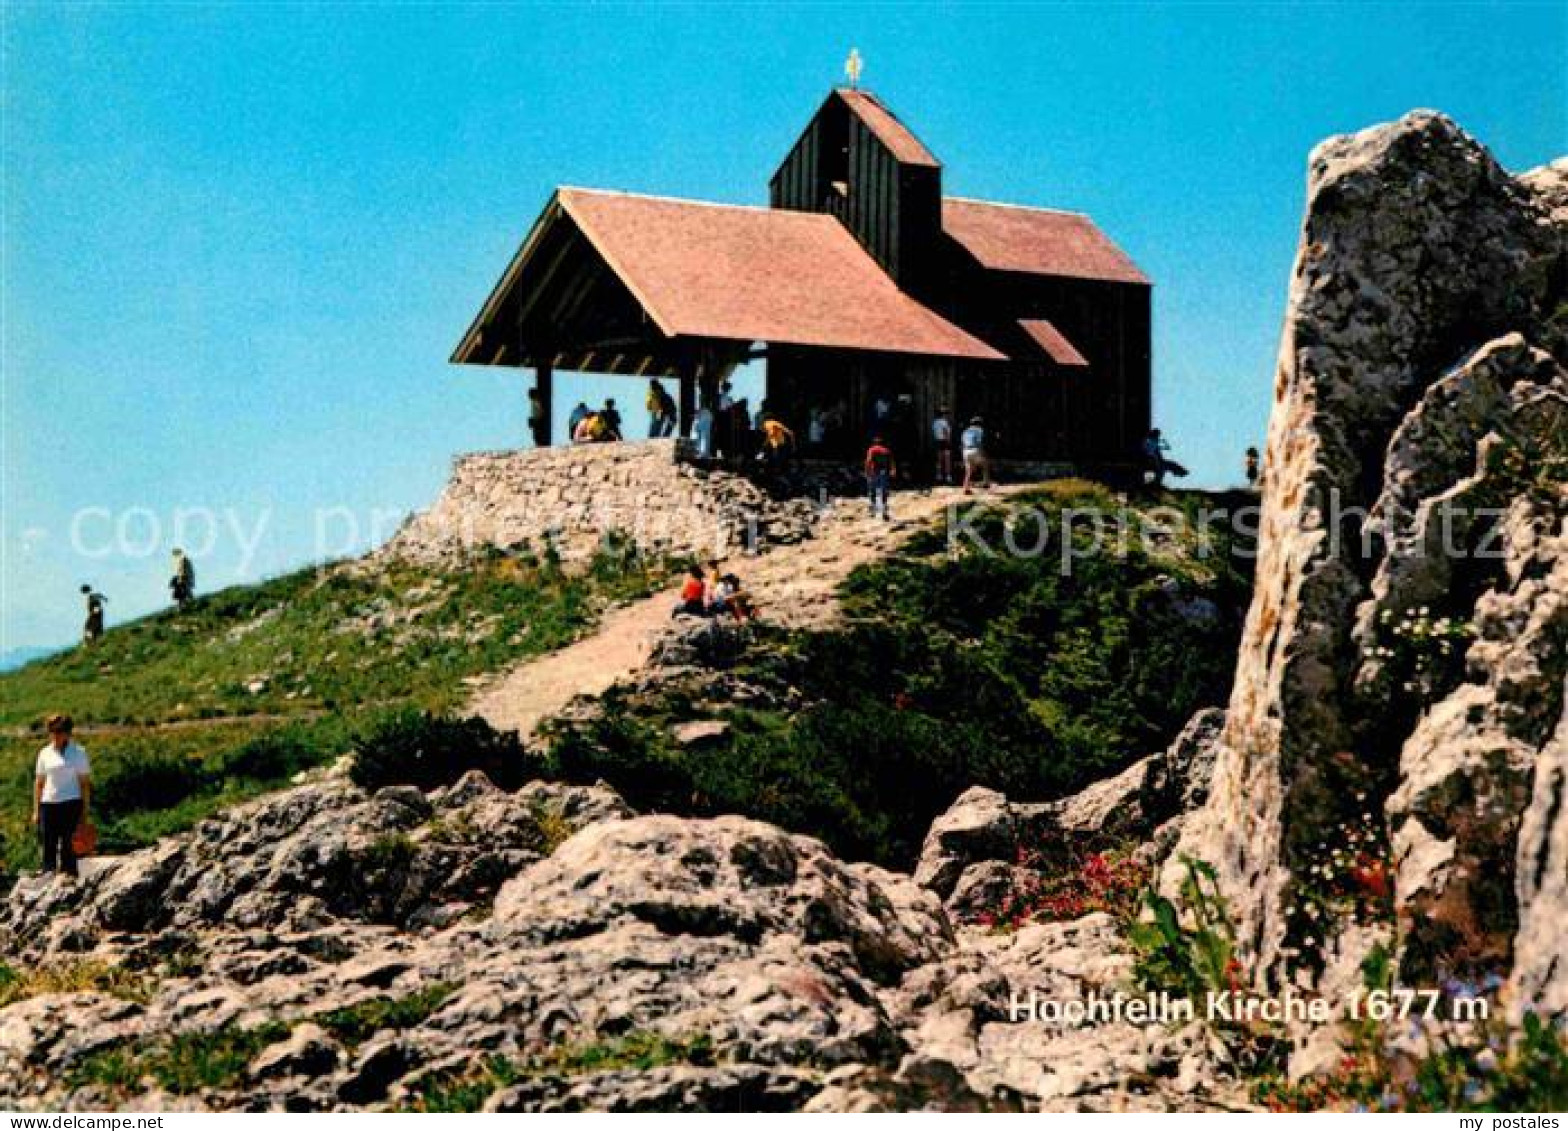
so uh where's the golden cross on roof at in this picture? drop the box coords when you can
[845,47,863,88]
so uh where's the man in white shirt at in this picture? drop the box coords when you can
[34,714,91,877]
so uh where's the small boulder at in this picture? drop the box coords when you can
[250,1022,341,1081]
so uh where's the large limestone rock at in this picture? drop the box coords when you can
[917,708,1223,911]
[1172,111,1567,1010]
[0,761,1242,1112]
[0,772,631,956]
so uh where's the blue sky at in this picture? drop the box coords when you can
[3,1,1564,653]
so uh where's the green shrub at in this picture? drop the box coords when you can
[1254,946,1568,1111]
[0,959,151,1007]
[547,699,693,811]
[405,1031,715,1112]
[541,487,1252,868]
[211,730,320,783]
[350,709,532,793]
[314,983,454,1048]
[1128,856,1239,1005]
[94,749,205,819]
[71,1022,290,1096]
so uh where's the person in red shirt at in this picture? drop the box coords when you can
[864,437,897,520]
[673,564,708,618]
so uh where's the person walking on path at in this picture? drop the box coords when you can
[931,406,954,485]
[34,714,91,879]
[961,418,990,494]
[646,380,678,438]
[1245,446,1261,489]
[865,436,897,520]
[80,585,107,645]
[169,549,196,610]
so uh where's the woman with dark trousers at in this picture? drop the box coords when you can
[33,714,91,878]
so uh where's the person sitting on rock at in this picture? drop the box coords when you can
[568,401,591,437]
[714,571,756,624]
[672,564,709,618]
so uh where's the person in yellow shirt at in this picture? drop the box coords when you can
[760,417,795,471]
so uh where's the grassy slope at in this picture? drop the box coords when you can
[0,543,668,870]
[542,481,1258,868]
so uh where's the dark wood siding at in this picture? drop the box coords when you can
[766,92,1151,473]
[769,91,943,291]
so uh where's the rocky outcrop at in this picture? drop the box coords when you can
[0,764,1242,1112]
[918,709,1222,913]
[1172,111,1567,1017]
[382,440,822,564]
[0,770,631,956]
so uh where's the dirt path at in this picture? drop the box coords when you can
[470,484,1031,738]
[468,590,683,739]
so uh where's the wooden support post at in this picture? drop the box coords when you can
[533,362,554,447]
[678,359,698,440]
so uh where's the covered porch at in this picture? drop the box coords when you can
[450,187,1004,446]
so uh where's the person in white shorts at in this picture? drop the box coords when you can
[961,417,991,493]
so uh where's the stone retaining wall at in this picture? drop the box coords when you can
[383,440,820,564]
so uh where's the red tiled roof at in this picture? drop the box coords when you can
[558,188,1003,359]
[1017,319,1089,367]
[943,197,1149,285]
[836,88,941,168]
